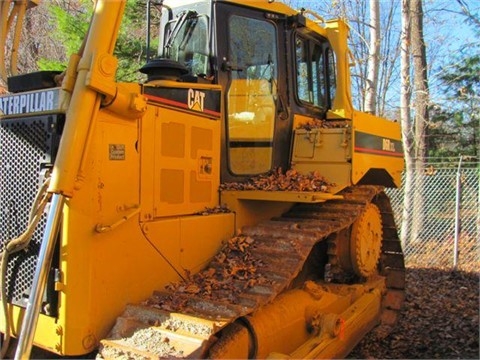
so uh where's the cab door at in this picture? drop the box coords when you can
[214,3,291,182]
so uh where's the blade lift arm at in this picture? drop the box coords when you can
[0,0,39,84]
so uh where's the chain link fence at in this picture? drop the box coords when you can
[386,157,479,272]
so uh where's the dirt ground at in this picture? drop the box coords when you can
[348,267,479,359]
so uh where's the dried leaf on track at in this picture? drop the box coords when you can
[157,234,267,311]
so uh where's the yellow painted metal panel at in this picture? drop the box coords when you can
[352,111,404,187]
[291,126,352,189]
[139,106,157,222]
[49,0,127,196]
[160,169,185,204]
[223,190,343,203]
[291,289,382,359]
[191,126,214,157]
[150,100,220,217]
[161,122,186,158]
[59,207,184,355]
[45,108,181,355]
[140,217,182,272]
[325,20,354,119]
[221,191,294,231]
[180,213,235,272]
[189,170,212,203]
[0,306,60,354]
[27,101,227,355]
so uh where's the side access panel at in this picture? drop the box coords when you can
[291,126,352,189]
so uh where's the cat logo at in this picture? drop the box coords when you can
[187,89,206,112]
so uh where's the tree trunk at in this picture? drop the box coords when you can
[364,0,380,114]
[411,0,429,163]
[410,0,429,242]
[400,0,413,247]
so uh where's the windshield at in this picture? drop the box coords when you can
[162,12,209,76]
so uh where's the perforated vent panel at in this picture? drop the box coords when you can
[0,115,63,313]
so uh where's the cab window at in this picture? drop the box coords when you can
[163,12,209,76]
[226,15,278,175]
[326,48,336,106]
[295,35,335,110]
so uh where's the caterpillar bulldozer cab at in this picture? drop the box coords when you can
[0,0,405,358]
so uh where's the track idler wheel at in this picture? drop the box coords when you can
[351,203,383,277]
[332,203,383,278]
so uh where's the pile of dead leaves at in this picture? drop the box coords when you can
[159,235,266,308]
[348,267,479,359]
[194,205,231,216]
[406,235,479,272]
[219,168,334,192]
[296,118,349,131]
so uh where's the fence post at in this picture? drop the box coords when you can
[453,155,463,270]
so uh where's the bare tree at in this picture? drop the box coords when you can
[456,0,480,27]
[400,0,413,246]
[411,0,429,166]
[400,0,430,245]
[376,3,402,118]
[0,0,68,88]
[326,0,402,116]
[364,0,380,114]
[411,0,429,242]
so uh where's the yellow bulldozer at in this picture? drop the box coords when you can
[0,0,405,358]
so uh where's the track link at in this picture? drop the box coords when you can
[98,186,405,359]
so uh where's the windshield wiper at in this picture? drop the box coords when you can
[164,10,198,56]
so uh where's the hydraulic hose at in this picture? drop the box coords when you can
[0,178,51,358]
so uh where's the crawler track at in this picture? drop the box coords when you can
[99,185,405,359]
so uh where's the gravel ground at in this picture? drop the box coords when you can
[348,267,479,359]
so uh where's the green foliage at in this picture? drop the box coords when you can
[427,52,479,159]
[441,55,480,99]
[113,0,147,82]
[38,0,92,71]
[38,0,147,82]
